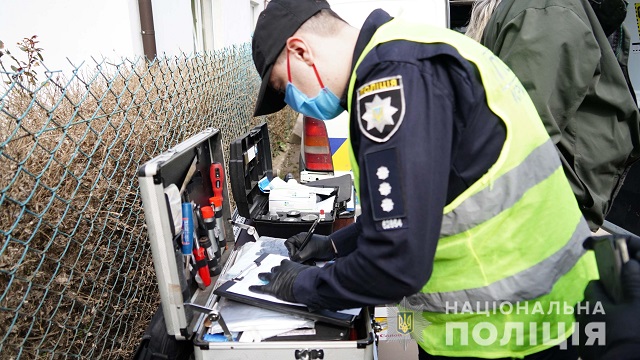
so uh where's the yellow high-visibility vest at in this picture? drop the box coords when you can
[347,19,598,357]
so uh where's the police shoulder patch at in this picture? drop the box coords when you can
[356,75,405,143]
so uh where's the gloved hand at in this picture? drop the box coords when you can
[248,259,311,303]
[576,236,640,360]
[285,232,336,263]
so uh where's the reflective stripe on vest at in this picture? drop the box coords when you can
[406,216,588,312]
[441,139,559,237]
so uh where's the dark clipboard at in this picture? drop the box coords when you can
[213,280,358,327]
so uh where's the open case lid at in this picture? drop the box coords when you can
[229,122,273,219]
[137,128,233,340]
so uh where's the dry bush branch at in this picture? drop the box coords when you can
[0,44,296,359]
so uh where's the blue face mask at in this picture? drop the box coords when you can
[283,52,344,120]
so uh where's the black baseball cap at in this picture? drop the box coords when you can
[252,0,332,117]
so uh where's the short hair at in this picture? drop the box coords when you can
[274,9,348,65]
[298,9,348,36]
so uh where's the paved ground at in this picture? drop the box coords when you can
[272,142,300,181]
[272,114,302,181]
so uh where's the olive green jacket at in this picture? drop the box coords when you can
[482,0,640,230]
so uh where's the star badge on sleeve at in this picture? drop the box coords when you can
[356,75,405,143]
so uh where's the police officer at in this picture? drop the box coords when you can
[249,0,598,358]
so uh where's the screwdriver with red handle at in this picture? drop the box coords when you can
[210,162,224,199]
[209,162,227,252]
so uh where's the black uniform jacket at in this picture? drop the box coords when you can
[293,9,506,310]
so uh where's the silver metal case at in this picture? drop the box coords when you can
[138,128,375,359]
[138,128,233,340]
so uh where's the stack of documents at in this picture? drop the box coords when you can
[208,298,314,342]
[264,178,336,213]
[208,237,361,342]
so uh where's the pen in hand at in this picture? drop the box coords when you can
[294,215,321,264]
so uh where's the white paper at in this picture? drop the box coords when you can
[247,145,256,162]
[222,238,288,281]
[269,188,317,212]
[163,184,182,232]
[208,298,313,337]
[316,195,336,213]
[337,308,362,316]
[227,254,302,306]
[307,186,335,196]
[268,177,335,196]
[226,253,361,316]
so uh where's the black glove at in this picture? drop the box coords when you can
[285,232,336,263]
[576,236,640,360]
[248,259,311,303]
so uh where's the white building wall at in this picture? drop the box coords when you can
[152,0,196,56]
[327,0,448,28]
[211,0,257,50]
[1,0,142,72]
[1,0,260,75]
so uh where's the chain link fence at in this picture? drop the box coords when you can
[0,43,296,359]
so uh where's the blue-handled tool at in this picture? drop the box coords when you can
[182,202,194,266]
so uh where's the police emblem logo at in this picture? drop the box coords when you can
[356,76,405,142]
[397,311,413,335]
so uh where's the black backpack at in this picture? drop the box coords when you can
[132,306,194,360]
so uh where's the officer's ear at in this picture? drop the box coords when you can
[285,37,315,66]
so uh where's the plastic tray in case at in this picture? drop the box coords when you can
[229,123,340,238]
